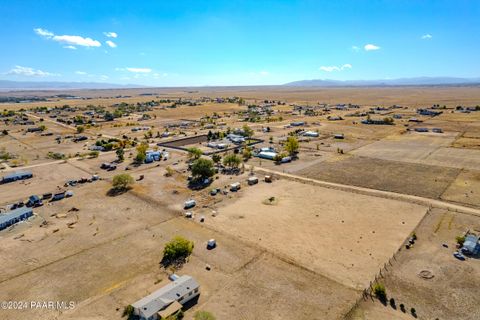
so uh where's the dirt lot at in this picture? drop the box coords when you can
[0,178,359,320]
[347,208,480,320]
[441,170,480,206]
[352,131,480,170]
[296,155,460,199]
[206,179,427,290]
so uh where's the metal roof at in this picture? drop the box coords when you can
[2,171,32,180]
[132,275,199,319]
[0,207,33,225]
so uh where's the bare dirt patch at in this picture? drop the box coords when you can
[296,155,460,199]
[207,179,427,289]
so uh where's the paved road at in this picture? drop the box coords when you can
[253,165,480,216]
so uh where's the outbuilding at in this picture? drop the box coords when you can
[1,171,33,184]
[0,207,33,231]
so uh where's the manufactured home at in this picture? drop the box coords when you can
[132,275,200,320]
[0,207,33,231]
[1,171,33,184]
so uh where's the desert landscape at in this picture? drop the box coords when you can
[1,84,480,320]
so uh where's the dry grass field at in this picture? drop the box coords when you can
[206,179,427,289]
[296,155,460,199]
[347,208,480,320]
[1,86,480,320]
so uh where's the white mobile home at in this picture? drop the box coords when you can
[132,275,200,320]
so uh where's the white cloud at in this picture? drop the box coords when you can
[103,32,118,38]
[125,67,152,73]
[64,45,77,50]
[319,64,352,72]
[34,27,101,47]
[364,44,380,51]
[421,34,432,39]
[34,28,54,37]
[105,40,117,48]
[75,71,87,75]
[7,65,59,77]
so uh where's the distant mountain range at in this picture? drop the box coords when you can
[284,77,480,87]
[0,80,145,91]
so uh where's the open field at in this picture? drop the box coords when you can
[2,86,480,106]
[352,131,480,170]
[296,155,460,199]
[347,208,480,320]
[206,179,428,289]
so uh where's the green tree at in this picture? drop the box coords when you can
[116,148,125,161]
[242,124,254,138]
[194,311,216,320]
[242,147,252,161]
[191,158,215,180]
[135,143,148,163]
[112,174,134,191]
[39,125,46,131]
[162,236,194,265]
[76,125,85,134]
[186,147,203,160]
[223,153,242,169]
[284,136,299,156]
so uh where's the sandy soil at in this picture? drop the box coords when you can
[206,179,427,289]
[348,208,480,320]
[296,155,460,199]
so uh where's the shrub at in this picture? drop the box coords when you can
[411,307,417,317]
[162,236,194,266]
[122,305,134,317]
[89,151,99,158]
[76,126,85,133]
[112,174,134,191]
[389,298,396,309]
[211,153,221,164]
[400,303,405,313]
[186,147,203,160]
[456,235,466,246]
[194,311,216,320]
[373,283,387,304]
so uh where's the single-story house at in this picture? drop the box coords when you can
[257,151,277,160]
[1,171,33,184]
[132,275,200,320]
[0,207,33,231]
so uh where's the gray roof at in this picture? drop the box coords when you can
[463,235,479,253]
[0,207,33,225]
[2,171,32,180]
[132,275,199,319]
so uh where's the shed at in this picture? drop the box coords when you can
[0,207,33,231]
[1,171,33,184]
[462,235,480,255]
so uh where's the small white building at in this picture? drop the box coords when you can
[132,275,200,320]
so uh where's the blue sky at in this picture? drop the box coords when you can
[0,0,479,86]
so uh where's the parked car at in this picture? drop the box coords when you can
[453,251,466,260]
[184,199,196,209]
[207,239,216,249]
